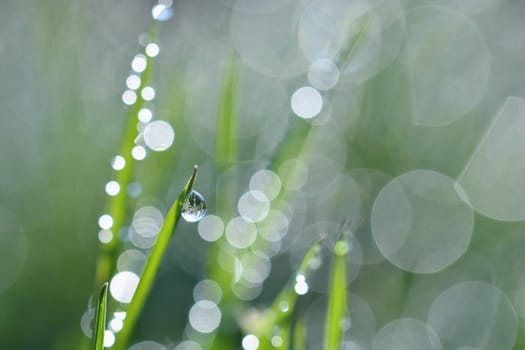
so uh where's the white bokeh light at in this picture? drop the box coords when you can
[98,214,113,230]
[249,169,281,201]
[145,43,160,57]
[371,170,473,273]
[372,318,442,350]
[242,334,260,350]
[308,59,340,91]
[105,181,120,196]
[258,210,289,243]
[189,300,222,333]
[132,145,147,160]
[122,90,137,105]
[143,120,175,151]
[141,86,156,101]
[429,281,518,350]
[294,273,309,295]
[109,318,123,332]
[193,279,223,304]
[117,249,147,275]
[225,217,257,249]
[131,54,147,73]
[132,206,163,238]
[237,190,270,223]
[104,330,115,348]
[138,108,153,123]
[98,229,113,244]
[111,155,126,171]
[110,271,140,304]
[197,215,224,242]
[126,74,141,90]
[291,86,323,119]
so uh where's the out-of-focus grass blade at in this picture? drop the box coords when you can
[209,53,241,297]
[215,53,240,173]
[323,235,349,350]
[293,317,306,350]
[269,240,322,325]
[242,240,322,349]
[113,165,199,350]
[269,118,312,174]
[92,282,109,350]
[94,25,160,289]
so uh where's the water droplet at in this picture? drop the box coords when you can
[278,300,289,312]
[182,191,207,223]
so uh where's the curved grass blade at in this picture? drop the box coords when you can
[269,240,323,325]
[113,165,199,350]
[92,282,109,350]
[323,234,350,350]
[242,240,322,349]
[292,316,306,350]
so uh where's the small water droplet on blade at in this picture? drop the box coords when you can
[182,190,207,223]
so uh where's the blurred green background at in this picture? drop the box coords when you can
[2,0,525,349]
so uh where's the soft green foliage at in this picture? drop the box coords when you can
[113,166,199,350]
[92,283,108,350]
[3,1,525,350]
[324,236,349,350]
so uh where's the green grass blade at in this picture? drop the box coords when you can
[270,240,322,323]
[94,24,160,289]
[323,236,350,350]
[292,317,306,350]
[113,165,199,350]
[215,53,240,173]
[92,282,109,350]
[208,53,241,303]
[243,240,322,347]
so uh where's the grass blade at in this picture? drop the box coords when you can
[215,53,240,173]
[323,234,350,350]
[242,240,322,349]
[92,282,109,350]
[208,53,241,302]
[113,165,199,350]
[94,25,160,289]
[292,317,306,350]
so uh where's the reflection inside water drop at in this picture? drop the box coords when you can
[182,191,207,223]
